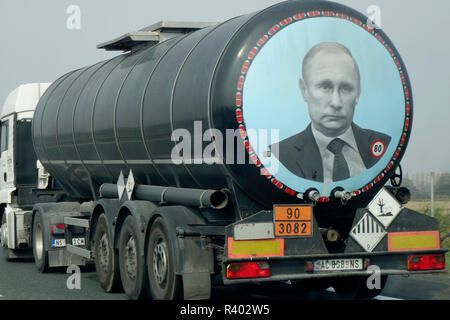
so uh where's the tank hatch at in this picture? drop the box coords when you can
[97,21,218,52]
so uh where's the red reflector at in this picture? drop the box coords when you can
[226,261,271,279]
[304,261,313,272]
[407,254,445,271]
[50,223,65,234]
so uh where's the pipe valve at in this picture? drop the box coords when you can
[334,190,353,201]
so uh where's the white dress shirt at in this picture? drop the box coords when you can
[311,125,367,182]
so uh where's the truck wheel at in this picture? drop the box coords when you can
[32,211,50,273]
[355,275,388,299]
[332,275,388,299]
[93,214,122,292]
[118,215,150,300]
[331,276,362,299]
[1,214,11,261]
[147,217,183,300]
[291,278,331,292]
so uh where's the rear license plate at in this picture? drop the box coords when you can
[273,205,312,237]
[52,239,66,248]
[72,238,85,246]
[314,258,363,271]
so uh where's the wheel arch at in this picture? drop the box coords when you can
[143,205,214,275]
[113,206,132,250]
[114,200,158,257]
[30,202,79,252]
[91,199,121,249]
[143,205,215,300]
[89,202,109,250]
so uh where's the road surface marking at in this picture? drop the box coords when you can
[326,287,402,300]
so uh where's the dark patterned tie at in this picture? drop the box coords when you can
[327,138,350,181]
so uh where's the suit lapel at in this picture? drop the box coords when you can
[352,122,375,168]
[294,124,323,182]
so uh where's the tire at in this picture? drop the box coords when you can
[32,211,50,273]
[147,217,183,300]
[332,276,361,299]
[93,214,122,292]
[118,215,150,300]
[356,275,388,299]
[291,278,332,291]
[332,275,388,300]
[1,214,11,261]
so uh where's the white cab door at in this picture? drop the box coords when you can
[0,115,16,203]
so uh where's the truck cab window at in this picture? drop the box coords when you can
[1,120,9,152]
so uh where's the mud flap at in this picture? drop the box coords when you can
[182,272,212,300]
[150,205,215,299]
[48,249,85,268]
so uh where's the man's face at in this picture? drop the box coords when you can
[299,51,360,137]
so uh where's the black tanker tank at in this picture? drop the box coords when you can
[32,0,412,217]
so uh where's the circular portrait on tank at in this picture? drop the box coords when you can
[241,15,408,197]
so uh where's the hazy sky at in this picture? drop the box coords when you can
[0,0,449,176]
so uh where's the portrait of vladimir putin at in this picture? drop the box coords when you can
[270,42,391,182]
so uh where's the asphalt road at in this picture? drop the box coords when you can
[0,250,449,300]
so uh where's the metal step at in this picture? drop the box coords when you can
[66,244,92,260]
[64,217,90,228]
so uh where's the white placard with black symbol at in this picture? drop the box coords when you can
[366,187,402,228]
[126,169,135,200]
[350,212,386,252]
[117,171,125,200]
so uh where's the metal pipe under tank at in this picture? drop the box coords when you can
[99,183,229,209]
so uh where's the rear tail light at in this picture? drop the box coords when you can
[407,254,445,271]
[304,261,313,272]
[50,223,65,235]
[226,261,271,279]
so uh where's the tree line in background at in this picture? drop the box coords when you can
[402,172,450,200]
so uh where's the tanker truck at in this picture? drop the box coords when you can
[0,0,447,300]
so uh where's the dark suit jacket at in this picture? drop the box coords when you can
[269,123,391,182]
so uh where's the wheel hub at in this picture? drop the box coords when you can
[153,241,168,285]
[124,235,137,281]
[99,233,110,274]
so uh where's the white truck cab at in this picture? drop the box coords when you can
[0,83,51,259]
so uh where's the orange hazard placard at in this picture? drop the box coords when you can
[273,205,313,237]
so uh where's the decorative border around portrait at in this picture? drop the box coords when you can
[234,11,411,202]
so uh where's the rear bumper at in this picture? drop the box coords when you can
[222,249,448,284]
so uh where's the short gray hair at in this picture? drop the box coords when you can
[302,42,360,85]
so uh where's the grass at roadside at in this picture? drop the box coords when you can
[405,200,450,216]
